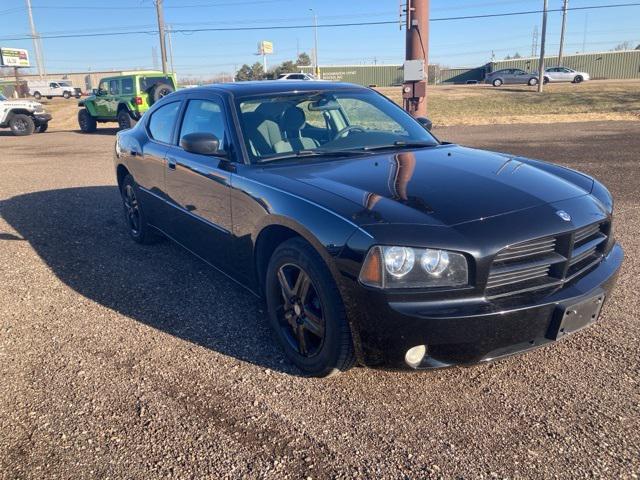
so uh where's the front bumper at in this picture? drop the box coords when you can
[350,243,623,369]
[33,113,52,125]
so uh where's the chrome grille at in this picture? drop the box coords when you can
[486,221,609,298]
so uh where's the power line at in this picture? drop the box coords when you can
[1,2,639,42]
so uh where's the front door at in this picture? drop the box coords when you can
[164,95,234,270]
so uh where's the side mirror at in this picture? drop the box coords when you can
[180,132,221,156]
[416,117,433,131]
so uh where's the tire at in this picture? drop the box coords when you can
[63,91,71,99]
[36,122,48,133]
[528,77,538,86]
[117,109,136,130]
[574,75,583,84]
[265,237,356,377]
[150,82,174,104]
[78,108,97,133]
[33,91,41,100]
[120,175,163,245]
[543,77,550,85]
[9,114,35,136]
[492,78,503,87]
[46,96,52,100]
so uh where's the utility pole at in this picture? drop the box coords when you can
[25,0,45,78]
[310,9,319,76]
[167,24,175,74]
[404,0,429,117]
[558,0,569,66]
[537,0,548,93]
[154,0,168,74]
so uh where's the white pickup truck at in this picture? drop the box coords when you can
[28,80,81,100]
[0,93,51,135]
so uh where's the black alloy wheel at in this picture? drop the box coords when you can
[266,237,356,377]
[120,175,163,244]
[122,183,141,237]
[275,263,326,358]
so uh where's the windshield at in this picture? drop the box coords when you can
[236,89,438,163]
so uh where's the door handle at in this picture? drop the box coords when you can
[167,157,177,170]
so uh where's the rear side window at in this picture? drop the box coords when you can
[122,78,134,94]
[109,80,120,95]
[179,99,228,150]
[148,101,181,144]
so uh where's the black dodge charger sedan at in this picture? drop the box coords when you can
[114,81,622,376]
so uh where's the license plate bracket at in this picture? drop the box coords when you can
[547,292,605,340]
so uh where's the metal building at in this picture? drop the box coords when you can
[489,50,640,80]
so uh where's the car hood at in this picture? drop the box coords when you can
[270,145,591,227]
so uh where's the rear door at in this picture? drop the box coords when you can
[163,93,235,269]
[136,99,183,229]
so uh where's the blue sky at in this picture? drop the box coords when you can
[0,0,638,79]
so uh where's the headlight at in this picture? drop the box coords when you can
[359,245,468,289]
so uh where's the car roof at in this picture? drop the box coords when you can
[187,80,368,96]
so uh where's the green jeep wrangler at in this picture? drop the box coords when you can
[78,71,176,133]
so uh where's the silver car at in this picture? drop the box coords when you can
[485,68,539,87]
[544,67,590,83]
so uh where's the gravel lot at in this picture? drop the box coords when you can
[1,122,639,479]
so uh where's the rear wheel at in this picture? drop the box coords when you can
[543,77,550,84]
[492,78,503,87]
[265,237,356,377]
[528,77,538,86]
[120,175,163,244]
[63,91,71,99]
[150,82,174,104]
[117,109,136,130]
[78,108,97,133]
[9,114,35,136]
[35,122,48,133]
[33,91,42,100]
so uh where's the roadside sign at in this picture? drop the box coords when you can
[0,48,30,67]
[258,41,274,55]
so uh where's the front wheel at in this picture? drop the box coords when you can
[9,114,35,136]
[63,91,71,99]
[120,175,163,244]
[492,78,503,87]
[574,75,583,83]
[36,122,48,133]
[528,77,538,86]
[265,237,356,377]
[33,92,42,100]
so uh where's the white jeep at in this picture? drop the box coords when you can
[0,94,52,136]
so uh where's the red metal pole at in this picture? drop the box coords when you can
[404,0,429,117]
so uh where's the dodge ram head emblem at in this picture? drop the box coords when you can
[556,210,571,222]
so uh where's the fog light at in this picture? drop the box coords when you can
[405,345,427,368]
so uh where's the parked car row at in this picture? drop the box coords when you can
[486,66,591,87]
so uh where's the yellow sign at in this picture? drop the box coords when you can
[0,48,30,67]
[258,41,273,55]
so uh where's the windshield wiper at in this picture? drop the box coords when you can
[360,141,438,152]
[258,148,371,163]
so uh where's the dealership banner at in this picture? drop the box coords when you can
[0,48,30,67]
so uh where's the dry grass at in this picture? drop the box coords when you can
[377,79,640,126]
[37,79,640,132]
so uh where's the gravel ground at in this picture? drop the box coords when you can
[1,122,639,479]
